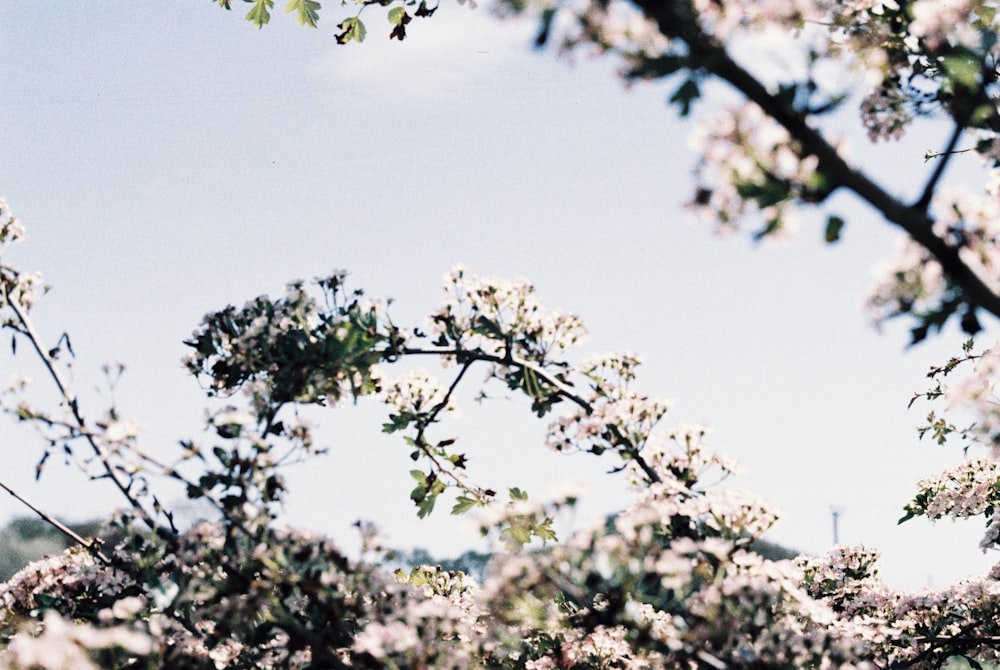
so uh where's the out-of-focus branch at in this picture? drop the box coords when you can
[632,0,1000,322]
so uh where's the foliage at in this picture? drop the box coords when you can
[4,192,1000,667]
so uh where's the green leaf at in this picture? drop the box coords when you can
[532,519,558,543]
[451,495,480,515]
[736,176,790,209]
[979,5,997,25]
[387,6,406,25]
[416,492,435,517]
[336,16,366,43]
[942,54,980,89]
[245,0,274,28]
[284,0,321,27]
[500,524,532,550]
[824,215,845,244]
[521,366,541,398]
[382,412,411,433]
[416,485,443,517]
[625,54,686,80]
[474,315,504,338]
[668,78,700,117]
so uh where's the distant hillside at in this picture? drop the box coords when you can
[0,516,112,581]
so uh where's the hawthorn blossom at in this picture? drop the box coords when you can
[859,85,912,142]
[103,418,142,444]
[1,610,151,670]
[903,458,1000,527]
[381,369,453,415]
[690,0,826,40]
[429,266,587,362]
[0,198,25,246]
[688,102,823,242]
[546,390,669,456]
[1,270,45,313]
[938,339,1000,448]
[908,0,983,51]
[863,235,945,328]
[0,547,132,627]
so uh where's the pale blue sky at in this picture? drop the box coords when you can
[0,2,993,590]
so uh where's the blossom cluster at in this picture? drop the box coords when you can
[864,171,1000,333]
[428,266,587,365]
[546,353,670,466]
[13,0,1000,663]
[687,102,825,242]
[381,369,453,417]
[689,0,825,41]
[0,198,25,248]
[497,0,1000,344]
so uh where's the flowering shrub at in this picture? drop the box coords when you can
[6,190,1000,668]
[12,0,1000,666]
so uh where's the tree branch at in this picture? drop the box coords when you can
[0,476,111,564]
[916,122,965,211]
[632,0,1000,322]
[2,287,175,541]
[400,345,663,483]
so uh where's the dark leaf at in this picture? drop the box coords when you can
[824,215,845,243]
[534,7,555,48]
[961,307,982,335]
[414,0,437,16]
[668,78,700,117]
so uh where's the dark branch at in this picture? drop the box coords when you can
[1,286,176,542]
[631,0,1000,322]
[400,345,663,483]
[0,476,111,564]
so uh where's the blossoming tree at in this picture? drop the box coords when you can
[0,194,998,668]
[4,0,1000,668]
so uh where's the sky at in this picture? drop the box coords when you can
[0,1,996,591]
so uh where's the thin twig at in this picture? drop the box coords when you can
[400,345,663,483]
[2,286,173,540]
[924,146,975,162]
[915,122,966,211]
[0,476,111,564]
[412,358,490,501]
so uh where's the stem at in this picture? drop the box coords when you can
[2,287,174,541]
[400,345,662,483]
[412,358,492,502]
[0,477,111,564]
[915,121,965,211]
